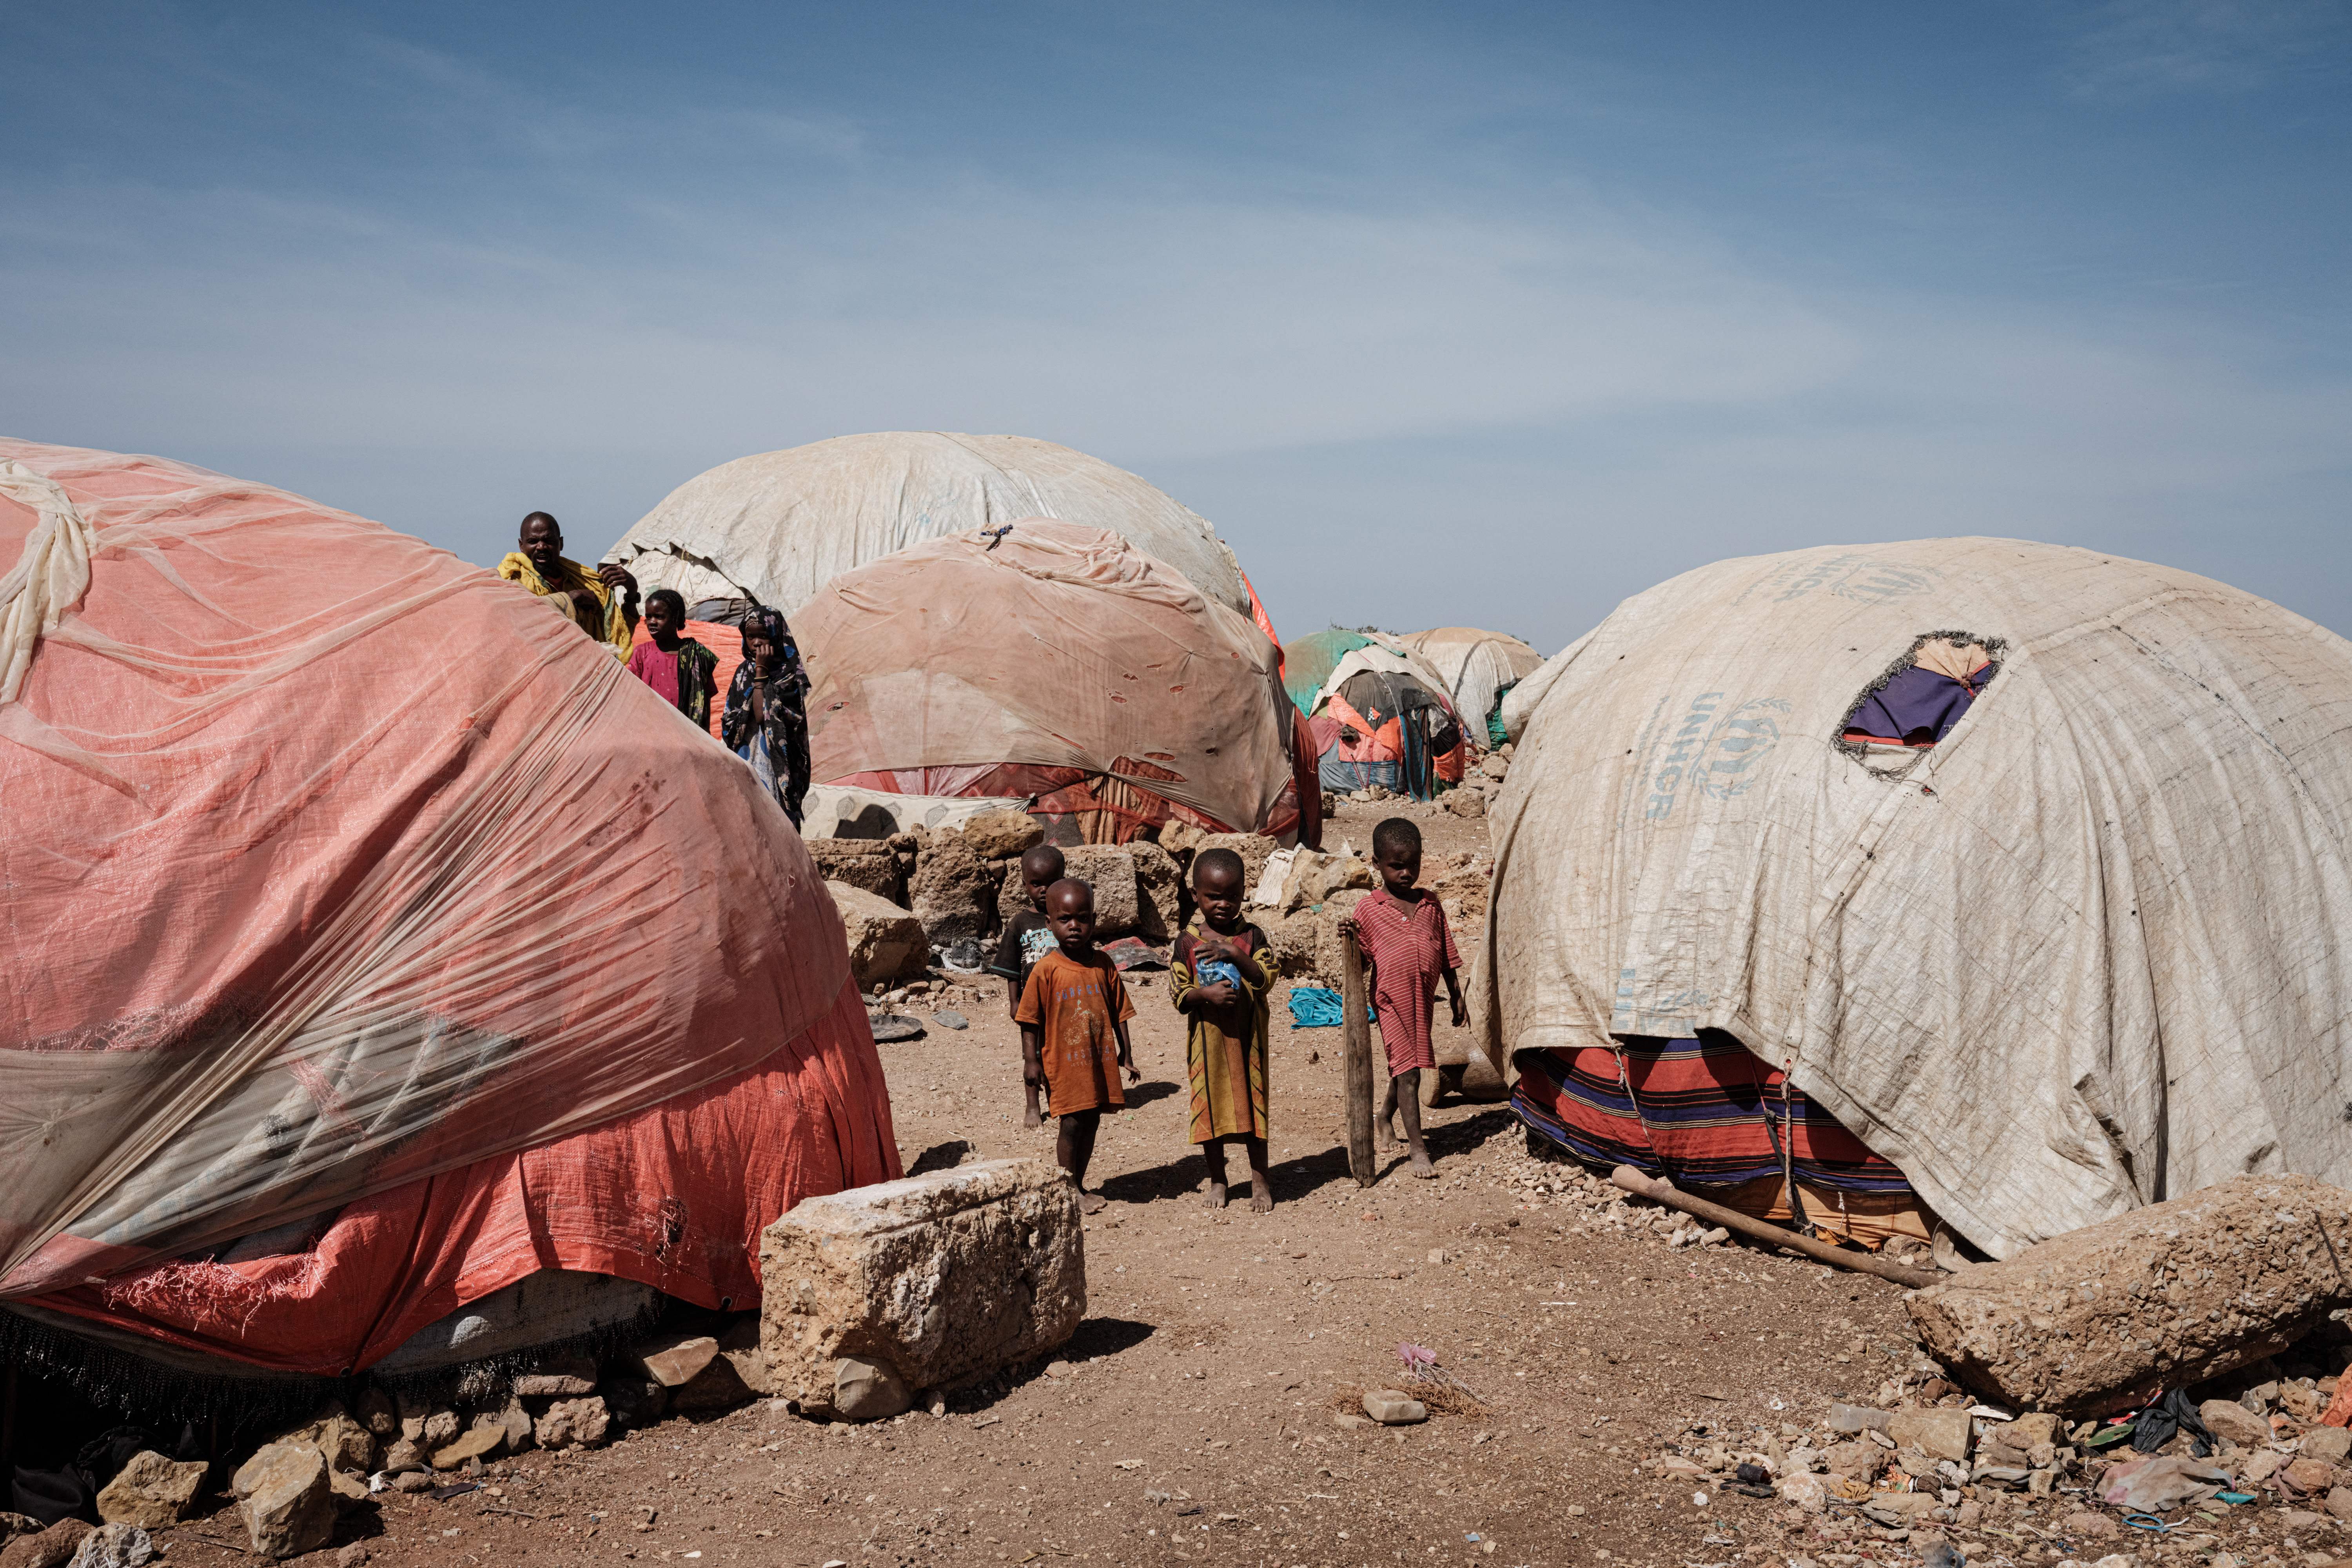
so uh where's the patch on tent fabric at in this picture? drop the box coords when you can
[1835,630,2006,777]
[1639,694,1790,820]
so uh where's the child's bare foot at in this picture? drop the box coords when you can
[1203,1181,1227,1210]
[1249,1174,1273,1214]
[1081,1192,1108,1214]
[1377,1116,1401,1150]
[1408,1147,1436,1178]
[1024,1104,1042,1130]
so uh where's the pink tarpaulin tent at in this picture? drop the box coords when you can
[0,442,899,1375]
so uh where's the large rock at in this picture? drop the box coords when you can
[760,1158,1084,1419]
[2201,1398,2274,1448]
[1888,1406,1973,1463]
[960,809,1044,862]
[1905,1174,2352,1415]
[1060,846,1142,939]
[907,831,1000,945]
[353,1386,398,1439]
[95,1452,206,1529]
[826,881,930,988]
[511,1352,599,1398]
[429,1425,505,1470]
[234,1444,336,1560]
[1262,910,1319,979]
[833,1355,912,1421]
[0,1521,92,1568]
[717,1316,773,1395]
[809,838,903,903]
[64,1522,151,1568]
[281,1404,376,1474]
[1309,889,1372,985]
[1129,840,1181,942]
[533,1397,610,1451]
[633,1334,720,1387]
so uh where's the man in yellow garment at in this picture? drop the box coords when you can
[497,511,639,656]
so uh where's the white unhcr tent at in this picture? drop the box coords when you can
[1397,627,1544,746]
[1477,538,2352,1258]
[603,431,1252,618]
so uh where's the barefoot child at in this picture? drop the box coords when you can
[989,843,1067,1019]
[1172,848,1274,1213]
[1016,878,1141,1212]
[1341,817,1465,1178]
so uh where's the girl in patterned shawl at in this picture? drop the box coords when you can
[1172,847,1275,1212]
[720,606,812,829]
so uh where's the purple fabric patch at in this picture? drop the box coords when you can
[1845,662,1995,744]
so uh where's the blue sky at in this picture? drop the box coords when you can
[5,1,2347,648]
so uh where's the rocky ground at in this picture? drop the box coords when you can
[23,793,2351,1568]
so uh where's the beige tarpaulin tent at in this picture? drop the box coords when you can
[603,432,1252,618]
[797,521,1304,843]
[1477,538,2352,1258]
[1397,627,1544,745]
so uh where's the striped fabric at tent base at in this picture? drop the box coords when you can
[1512,1034,1934,1252]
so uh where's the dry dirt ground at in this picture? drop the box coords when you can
[143,799,2326,1568]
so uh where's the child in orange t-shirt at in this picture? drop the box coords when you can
[1016,878,1140,1212]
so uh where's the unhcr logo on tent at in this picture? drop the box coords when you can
[1645,694,1789,818]
[1737,551,1941,606]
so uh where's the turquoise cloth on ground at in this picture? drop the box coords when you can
[1285,986,1375,1028]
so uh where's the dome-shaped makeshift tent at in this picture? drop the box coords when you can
[605,431,1254,620]
[1301,641,1467,800]
[1397,627,1544,750]
[798,520,1314,845]
[1280,628,1376,715]
[0,442,899,1379]
[1479,538,2352,1258]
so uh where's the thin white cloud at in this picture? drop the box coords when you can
[2065,0,2347,98]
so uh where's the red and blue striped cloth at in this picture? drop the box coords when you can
[1512,1034,1913,1194]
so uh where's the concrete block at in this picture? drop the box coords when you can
[1362,1390,1427,1425]
[1905,1174,2352,1415]
[2202,1399,2273,1447]
[1889,1406,1973,1463]
[958,809,1043,862]
[1060,846,1142,938]
[760,1158,1084,1420]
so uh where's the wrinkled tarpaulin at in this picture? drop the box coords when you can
[1475,538,2352,1258]
[0,442,898,1374]
[603,430,1253,620]
[799,521,1306,844]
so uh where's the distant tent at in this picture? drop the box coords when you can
[0,441,898,1386]
[1480,537,2352,1259]
[603,431,1254,620]
[798,520,1315,846]
[1300,642,1466,801]
[1281,628,1375,715]
[1396,627,1544,750]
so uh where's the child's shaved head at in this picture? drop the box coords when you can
[1372,817,1421,862]
[1191,846,1245,889]
[1046,877,1094,916]
[1020,843,1066,882]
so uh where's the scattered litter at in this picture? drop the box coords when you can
[940,942,987,974]
[1114,1460,1143,1470]
[431,1482,479,1501]
[1101,937,1167,971]
[1286,987,1374,1028]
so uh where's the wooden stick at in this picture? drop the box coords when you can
[1341,926,1376,1187]
[1609,1164,1943,1289]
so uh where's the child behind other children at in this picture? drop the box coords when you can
[1339,816,1464,1179]
[989,843,1067,1019]
[623,588,720,732]
[1172,847,1274,1212]
[1015,878,1140,1212]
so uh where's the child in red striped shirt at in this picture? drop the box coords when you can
[1339,817,1463,1178]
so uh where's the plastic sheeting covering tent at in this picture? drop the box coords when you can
[1280,629,1374,715]
[1477,538,2352,1259]
[603,431,1252,620]
[0,441,899,1377]
[798,520,1308,845]
[1396,627,1544,749]
[1303,642,1467,800]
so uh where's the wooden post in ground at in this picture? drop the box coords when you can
[1341,925,1376,1186]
